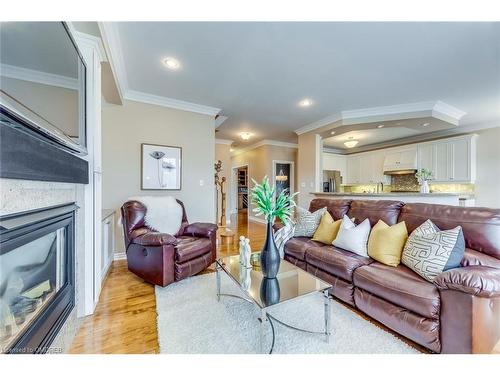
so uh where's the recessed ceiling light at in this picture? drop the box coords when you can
[331,131,336,135]
[240,132,252,140]
[230,148,234,152]
[163,57,181,70]
[377,124,385,128]
[344,137,359,148]
[298,98,313,107]
[422,122,430,127]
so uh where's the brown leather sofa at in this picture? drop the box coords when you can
[280,198,500,353]
[121,199,217,287]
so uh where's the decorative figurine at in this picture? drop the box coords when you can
[239,236,246,264]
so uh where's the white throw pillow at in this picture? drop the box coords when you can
[332,215,371,257]
[128,196,183,235]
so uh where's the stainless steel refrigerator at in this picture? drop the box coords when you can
[323,170,342,192]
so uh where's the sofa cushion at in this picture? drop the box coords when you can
[309,198,352,220]
[398,203,500,261]
[347,200,404,227]
[305,246,373,282]
[284,237,325,261]
[353,263,441,319]
[175,236,211,263]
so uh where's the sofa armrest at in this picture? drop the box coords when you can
[131,232,178,247]
[183,222,218,238]
[434,266,500,298]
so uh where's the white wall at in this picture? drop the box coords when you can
[475,126,500,208]
[102,100,216,252]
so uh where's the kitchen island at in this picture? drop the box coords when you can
[312,192,460,206]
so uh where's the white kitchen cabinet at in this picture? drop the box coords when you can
[449,137,472,182]
[370,151,387,183]
[383,147,418,171]
[417,135,476,183]
[434,142,449,181]
[346,155,361,184]
[323,152,347,180]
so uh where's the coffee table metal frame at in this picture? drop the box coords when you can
[215,259,332,354]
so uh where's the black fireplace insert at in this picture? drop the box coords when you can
[0,203,76,354]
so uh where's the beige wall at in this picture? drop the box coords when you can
[102,100,215,252]
[475,126,500,208]
[297,132,322,209]
[215,143,232,224]
[231,144,297,221]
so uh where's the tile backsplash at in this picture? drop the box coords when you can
[342,173,475,195]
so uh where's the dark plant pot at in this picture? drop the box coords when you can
[260,220,281,278]
[260,277,281,307]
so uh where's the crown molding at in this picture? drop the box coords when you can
[124,89,221,116]
[215,138,233,145]
[73,31,107,63]
[295,101,466,136]
[0,63,79,90]
[432,101,467,125]
[232,139,298,156]
[295,113,341,135]
[98,22,128,100]
[98,22,221,117]
[215,115,228,128]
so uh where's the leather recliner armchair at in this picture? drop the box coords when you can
[121,199,218,287]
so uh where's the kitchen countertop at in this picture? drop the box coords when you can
[312,192,460,197]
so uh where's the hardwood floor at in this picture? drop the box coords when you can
[70,211,427,354]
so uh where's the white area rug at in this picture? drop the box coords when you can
[155,273,418,354]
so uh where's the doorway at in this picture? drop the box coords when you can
[272,160,294,199]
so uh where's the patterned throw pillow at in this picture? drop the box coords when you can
[293,206,327,237]
[401,219,465,282]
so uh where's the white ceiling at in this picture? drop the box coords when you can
[110,22,500,146]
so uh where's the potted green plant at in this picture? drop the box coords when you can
[251,176,297,278]
[415,168,433,193]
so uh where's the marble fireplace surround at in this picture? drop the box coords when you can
[0,178,88,352]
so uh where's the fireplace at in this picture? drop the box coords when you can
[0,203,76,354]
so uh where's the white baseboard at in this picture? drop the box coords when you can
[248,216,267,224]
[114,252,127,261]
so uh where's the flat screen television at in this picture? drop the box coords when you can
[0,22,87,154]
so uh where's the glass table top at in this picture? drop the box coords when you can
[216,252,331,309]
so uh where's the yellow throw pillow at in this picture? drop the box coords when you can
[368,220,408,267]
[312,211,343,245]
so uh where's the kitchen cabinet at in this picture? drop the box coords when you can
[346,155,361,184]
[417,135,476,183]
[383,147,418,172]
[322,152,347,180]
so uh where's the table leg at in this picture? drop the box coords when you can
[216,263,221,302]
[260,309,268,354]
[324,290,332,343]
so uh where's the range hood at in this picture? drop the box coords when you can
[383,148,417,175]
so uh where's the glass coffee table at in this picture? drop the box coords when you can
[215,252,332,354]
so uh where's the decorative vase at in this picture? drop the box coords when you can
[260,277,280,307]
[420,180,430,194]
[260,221,281,278]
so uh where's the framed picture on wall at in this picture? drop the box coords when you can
[141,143,182,190]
